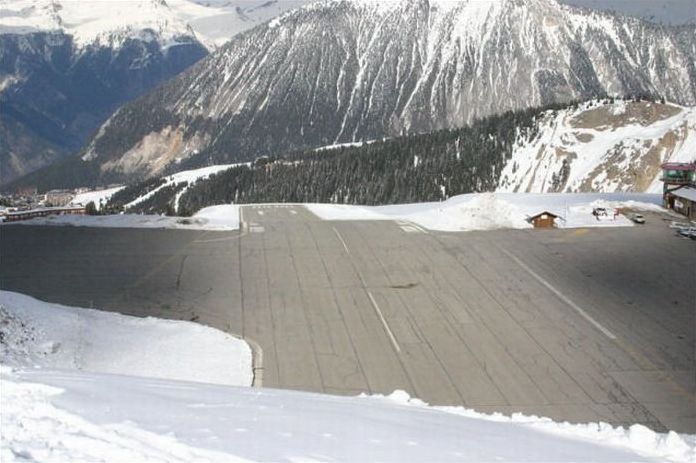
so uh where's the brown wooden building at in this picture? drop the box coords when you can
[528,211,560,228]
[665,186,696,219]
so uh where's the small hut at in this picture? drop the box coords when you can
[527,211,560,229]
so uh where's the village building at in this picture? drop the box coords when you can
[661,162,696,219]
[45,189,74,207]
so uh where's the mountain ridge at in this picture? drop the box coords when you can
[77,0,696,181]
[0,0,309,183]
[91,99,694,216]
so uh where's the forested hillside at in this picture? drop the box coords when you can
[107,104,562,215]
[103,95,694,216]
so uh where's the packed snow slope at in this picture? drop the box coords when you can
[498,100,696,193]
[2,290,693,462]
[3,368,694,462]
[4,204,240,230]
[0,291,252,386]
[123,164,244,211]
[69,186,124,211]
[80,0,696,178]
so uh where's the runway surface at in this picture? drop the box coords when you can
[1,206,694,432]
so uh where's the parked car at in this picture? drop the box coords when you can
[630,214,645,224]
[677,227,696,240]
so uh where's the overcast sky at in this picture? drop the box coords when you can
[560,0,695,25]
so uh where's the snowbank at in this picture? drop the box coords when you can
[190,204,240,230]
[0,291,252,386]
[2,368,693,463]
[5,204,240,231]
[2,289,694,462]
[306,192,665,232]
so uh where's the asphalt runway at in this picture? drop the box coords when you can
[1,206,694,432]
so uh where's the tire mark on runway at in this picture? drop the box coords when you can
[175,255,187,290]
[285,222,328,393]
[333,227,351,255]
[499,245,695,407]
[500,247,617,340]
[307,225,372,393]
[335,225,421,397]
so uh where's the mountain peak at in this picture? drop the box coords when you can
[0,0,194,48]
[0,0,312,50]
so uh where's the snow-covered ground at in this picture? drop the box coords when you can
[5,204,240,231]
[2,291,694,462]
[497,100,696,194]
[124,163,243,211]
[167,0,310,48]
[0,291,251,386]
[306,192,665,232]
[69,186,124,211]
[0,0,311,49]
[3,367,693,463]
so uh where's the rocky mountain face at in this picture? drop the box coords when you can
[0,0,308,184]
[77,0,696,181]
[0,31,207,184]
[498,99,696,193]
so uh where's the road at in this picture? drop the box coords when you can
[1,206,694,432]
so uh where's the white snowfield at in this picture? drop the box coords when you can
[124,163,243,211]
[2,367,694,463]
[307,192,665,232]
[497,100,696,194]
[0,291,252,386]
[69,186,124,211]
[7,204,240,231]
[1,291,694,462]
[0,0,311,49]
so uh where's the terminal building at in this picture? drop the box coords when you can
[661,162,696,219]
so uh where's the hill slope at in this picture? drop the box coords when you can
[78,0,696,180]
[0,0,308,184]
[100,99,694,215]
[498,99,696,193]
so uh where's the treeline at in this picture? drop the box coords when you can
[103,98,655,216]
[175,104,559,215]
[128,181,188,215]
[106,177,166,211]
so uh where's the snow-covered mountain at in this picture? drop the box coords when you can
[0,0,312,50]
[0,0,309,184]
[77,0,696,179]
[498,100,696,193]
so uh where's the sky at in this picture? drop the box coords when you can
[561,0,695,25]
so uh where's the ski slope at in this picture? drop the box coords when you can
[498,100,696,194]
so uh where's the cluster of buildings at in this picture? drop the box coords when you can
[525,162,696,229]
[0,188,88,222]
